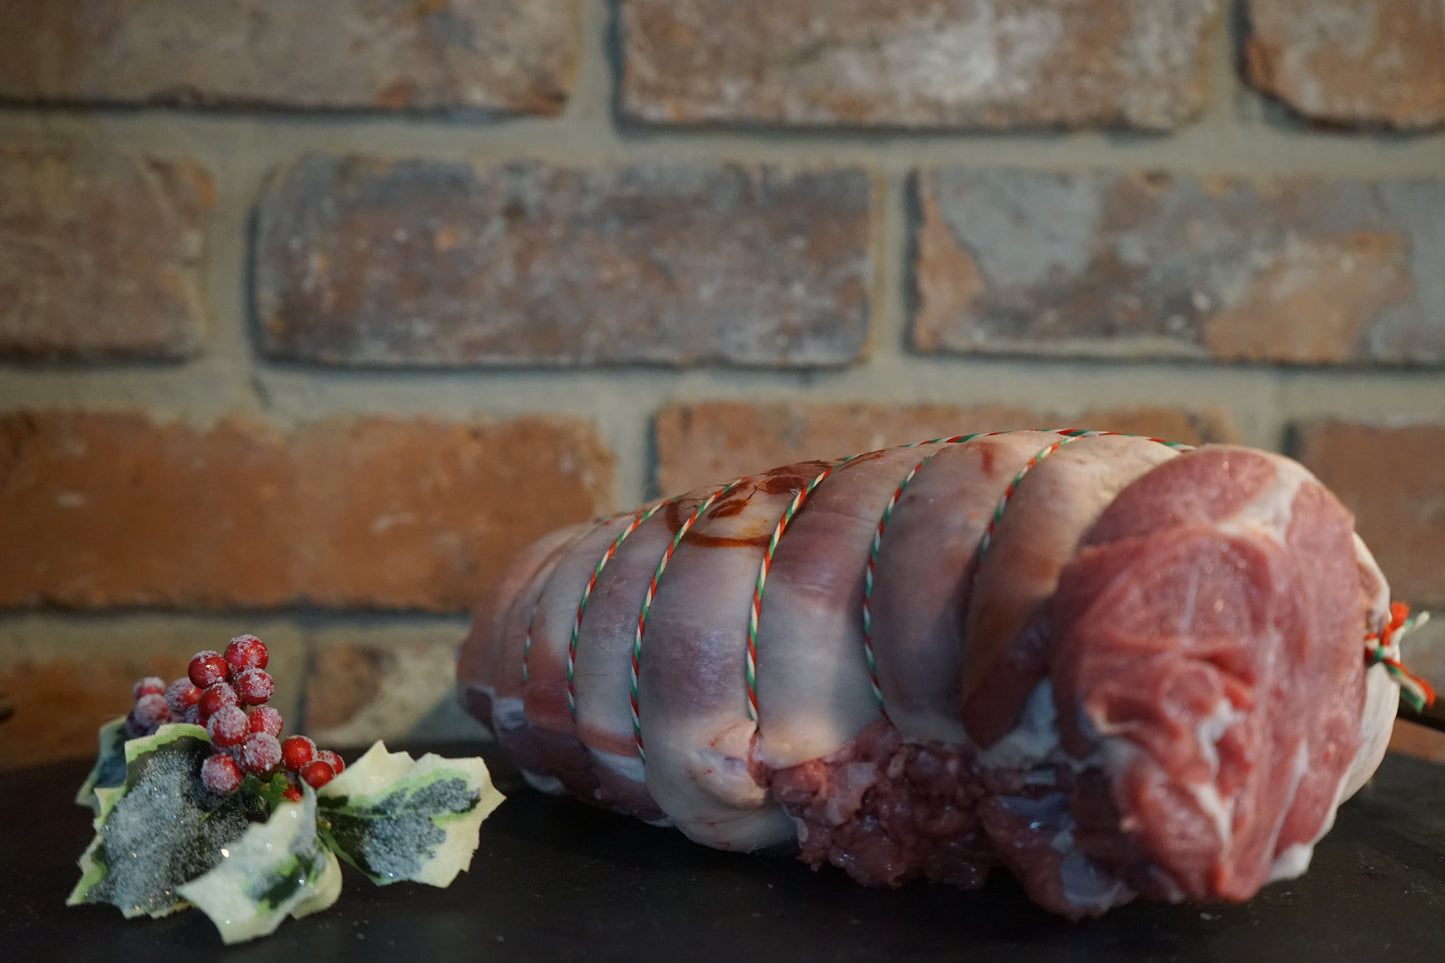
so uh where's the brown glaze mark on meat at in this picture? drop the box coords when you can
[665,460,834,548]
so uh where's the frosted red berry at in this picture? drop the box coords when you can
[234,667,274,706]
[201,752,245,794]
[188,651,229,689]
[300,760,335,789]
[247,705,284,737]
[224,635,269,675]
[132,676,166,700]
[282,785,303,803]
[164,677,201,714]
[132,693,173,731]
[206,705,249,748]
[280,735,316,771]
[315,749,344,775]
[197,681,238,721]
[238,732,283,775]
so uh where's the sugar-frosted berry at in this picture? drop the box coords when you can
[164,677,201,714]
[224,634,269,675]
[123,711,148,739]
[132,692,173,731]
[234,667,274,705]
[315,749,344,775]
[300,760,335,789]
[206,705,249,748]
[280,735,316,771]
[247,705,284,737]
[132,676,166,700]
[183,704,201,725]
[201,752,245,794]
[197,681,238,721]
[188,650,229,689]
[238,732,283,775]
[281,784,303,803]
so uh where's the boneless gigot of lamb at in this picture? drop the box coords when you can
[456,429,1431,917]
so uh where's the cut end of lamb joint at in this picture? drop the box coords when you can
[1046,446,1391,909]
[456,433,1411,919]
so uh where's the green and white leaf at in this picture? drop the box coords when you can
[67,724,266,918]
[316,741,504,887]
[178,787,343,944]
[74,717,129,813]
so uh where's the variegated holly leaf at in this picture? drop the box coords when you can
[178,786,343,944]
[315,742,504,887]
[67,724,266,918]
[74,716,129,813]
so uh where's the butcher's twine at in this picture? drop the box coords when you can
[530,429,1436,771]
[1367,603,1435,712]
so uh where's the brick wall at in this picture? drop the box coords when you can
[2,0,1443,768]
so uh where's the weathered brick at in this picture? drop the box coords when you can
[654,402,1236,494]
[620,0,1219,130]
[0,412,613,611]
[0,620,306,770]
[302,638,461,746]
[256,157,872,367]
[1293,421,1445,605]
[1245,0,1445,130]
[0,142,210,360]
[912,169,1445,365]
[0,0,578,114]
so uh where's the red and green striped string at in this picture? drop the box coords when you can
[861,433,989,715]
[1365,602,1436,712]
[745,455,859,722]
[861,429,1186,716]
[630,481,739,763]
[566,497,674,722]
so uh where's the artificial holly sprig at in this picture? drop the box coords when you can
[69,635,505,944]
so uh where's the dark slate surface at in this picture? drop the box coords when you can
[7,744,1443,962]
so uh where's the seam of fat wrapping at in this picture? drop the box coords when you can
[976,681,1063,771]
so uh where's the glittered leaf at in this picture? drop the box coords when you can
[66,724,266,918]
[178,786,343,944]
[316,742,504,887]
[75,717,129,813]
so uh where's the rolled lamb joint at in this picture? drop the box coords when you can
[457,430,1429,918]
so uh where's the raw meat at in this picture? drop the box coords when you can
[456,431,1411,917]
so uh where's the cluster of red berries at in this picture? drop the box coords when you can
[126,635,344,800]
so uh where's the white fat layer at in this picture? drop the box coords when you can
[1196,698,1246,778]
[520,768,565,795]
[1182,698,1248,849]
[490,693,526,733]
[1353,533,1392,622]
[593,747,646,785]
[1212,456,1309,546]
[1268,843,1314,883]
[1059,850,1136,914]
[977,681,1060,770]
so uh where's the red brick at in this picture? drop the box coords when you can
[913,169,1445,365]
[1294,421,1445,605]
[0,0,578,114]
[256,157,872,367]
[1245,0,1445,130]
[0,412,613,611]
[620,0,1219,130]
[0,623,306,770]
[0,142,211,360]
[654,402,1236,495]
